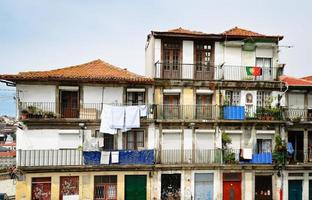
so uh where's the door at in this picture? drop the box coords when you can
[309,180,312,200]
[288,180,302,200]
[194,42,214,80]
[196,94,212,119]
[288,131,304,163]
[162,42,181,79]
[60,90,79,118]
[59,176,79,200]
[125,175,146,200]
[161,174,181,200]
[163,95,180,119]
[255,175,272,200]
[194,173,213,200]
[223,173,241,200]
[94,175,117,200]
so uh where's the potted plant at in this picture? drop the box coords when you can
[26,105,37,118]
[272,135,287,174]
[222,132,237,164]
[44,111,57,119]
[292,116,302,123]
[20,109,29,120]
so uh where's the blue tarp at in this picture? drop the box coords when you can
[83,151,101,165]
[119,150,154,165]
[240,153,272,164]
[223,106,245,120]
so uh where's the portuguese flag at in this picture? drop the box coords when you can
[246,66,262,76]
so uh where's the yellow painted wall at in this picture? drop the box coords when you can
[154,88,161,104]
[183,88,194,119]
[15,171,151,200]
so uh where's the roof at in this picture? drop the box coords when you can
[151,26,283,40]
[222,27,283,40]
[0,59,153,84]
[280,75,312,86]
[302,75,312,81]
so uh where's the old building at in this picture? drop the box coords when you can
[0,59,155,200]
[145,27,285,200]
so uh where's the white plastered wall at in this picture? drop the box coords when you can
[83,86,103,103]
[145,35,155,77]
[102,87,123,104]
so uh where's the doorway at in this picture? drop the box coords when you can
[161,174,181,200]
[223,173,241,200]
[288,180,302,200]
[255,175,272,200]
[288,131,304,163]
[60,90,79,118]
[125,175,146,200]
[194,173,213,200]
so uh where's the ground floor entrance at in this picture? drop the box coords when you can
[288,180,302,200]
[125,175,147,200]
[223,173,241,200]
[255,175,272,200]
[161,173,181,200]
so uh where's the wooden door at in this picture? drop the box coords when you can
[255,175,272,200]
[60,91,79,118]
[59,176,79,200]
[288,180,302,200]
[162,42,181,79]
[125,175,146,200]
[223,173,241,200]
[163,95,180,119]
[194,43,214,80]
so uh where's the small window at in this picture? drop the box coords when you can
[257,139,272,153]
[225,91,241,106]
[94,175,117,200]
[256,57,272,68]
[127,92,145,105]
[124,130,144,150]
[257,91,272,107]
[32,177,51,200]
[103,133,114,150]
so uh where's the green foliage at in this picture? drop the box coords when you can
[222,132,232,148]
[273,134,287,170]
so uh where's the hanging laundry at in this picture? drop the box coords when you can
[125,106,140,128]
[139,105,148,117]
[100,151,110,164]
[111,106,125,129]
[111,151,119,163]
[242,148,252,159]
[246,66,262,76]
[100,105,116,135]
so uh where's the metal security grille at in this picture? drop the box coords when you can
[94,176,117,200]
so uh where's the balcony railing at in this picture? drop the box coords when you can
[17,149,155,167]
[155,105,283,121]
[155,62,281,81]
[284,107,312,122]
[19,102,153,120]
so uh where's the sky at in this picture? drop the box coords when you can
[0,0,311,116]
[0,0,311,76]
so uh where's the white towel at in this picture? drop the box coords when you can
[111,151,119,163]
[243,148,252,159]
[139,105,148,117]
[125,106,140,128]
[111,106,125,129]
[100,105,117,134]
[100,151,110,164]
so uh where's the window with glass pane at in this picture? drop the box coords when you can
[124,131,144,150]
[225,91,241,105]
[103,133,114,150]
[257,139,272,153]
[256,57,272,68]
[94,175,117,200]
[127,92,145,105]
[257,91,271,107]
[195,42,213,71]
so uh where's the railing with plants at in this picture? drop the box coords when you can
[19,102,154,120]
[284,107,312,122]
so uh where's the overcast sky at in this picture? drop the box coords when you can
[0,0,311,77]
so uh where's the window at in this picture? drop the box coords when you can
[103,133,114,150]
[257,139,272,153]
[256,57,271,68]
[195,42,213,69]
[225,91,240,105]
[124,130,144,150]
[94,175,117,200]
[257,91,271,107]
[32,177,51,200]
[127,92,145,105]
[162,42,181,79]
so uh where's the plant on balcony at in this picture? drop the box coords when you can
[272,135,287,175]
[43,111,57,119]
[222,132,237,164]
[20,109,29,120]
[270,107,282,120]
[291,116,302,123]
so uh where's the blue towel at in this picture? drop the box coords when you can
[287,142,294,154]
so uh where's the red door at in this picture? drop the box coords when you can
[223,173,241,200]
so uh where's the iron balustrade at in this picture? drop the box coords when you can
[155,62,281,81]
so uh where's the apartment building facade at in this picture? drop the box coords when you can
[145,27,286,200]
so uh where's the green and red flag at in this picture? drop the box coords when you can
[246,66,262,76]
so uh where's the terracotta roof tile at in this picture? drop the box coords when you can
[166,27,206,35]
[280,75,312,86]
[222,26,283,40]
[302,76,312,81]
[0,59,153,84]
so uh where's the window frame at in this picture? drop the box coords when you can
[123,130,145,150]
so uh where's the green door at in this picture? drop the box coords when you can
[125,175,147,200]
[289,180,302,200]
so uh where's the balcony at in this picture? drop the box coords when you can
[155,62,281,81]
[155,105,283,121]
[17,149,155,167]
[19,102,153,121]
[284,107,312,122]
[158,149,272,165]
